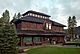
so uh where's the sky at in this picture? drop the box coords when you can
[0,0,80,28]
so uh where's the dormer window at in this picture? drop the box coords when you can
[28,13,30,16]
[43,16,45,18]
[41,16,42,18]
[44,17,47,19]
[40,16,42,18]
[38,15,40,18]
[46,17,49,19]
[29,13,32,16]
[34,14,36,17]
[33,14,35,16]
[35,14,37,17]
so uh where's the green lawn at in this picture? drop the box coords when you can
[26,46,80,54]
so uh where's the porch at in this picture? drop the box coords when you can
[18,35,65,46]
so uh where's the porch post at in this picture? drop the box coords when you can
[32,37,34,46]
[21,37,23,46]
[41,37,43,44]
[49,37,52,44]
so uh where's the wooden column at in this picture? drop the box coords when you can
[32,37,34,46]
[41,37,43,44]
[20,37,22,46]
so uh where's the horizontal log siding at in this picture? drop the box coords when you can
[21,21,43,30]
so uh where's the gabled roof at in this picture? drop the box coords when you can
[53,21,66,27]
[51,20,66,27]
[20,16,44,23]
[11,10,66,27]
[11,16,44,24]
[11,16,66,27]
[22,10,51,17]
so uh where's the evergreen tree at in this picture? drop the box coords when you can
[71,16,77,40]
[2,10,10,23]
[17,12,21,19]
[13,13,17,19]
[72,16,77,27]
[68,16,72,33]
[67,16,77,41]
[0,10,18,54]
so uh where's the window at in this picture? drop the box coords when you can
[27,13,30,16]
[33,14,35,16]
[43,16,45,18]
[37,15,39,17]
[41,16,42,18]
[45,23,52,30]
[46,17,49,19]
[49,24,51,29]
[34,14,36,17]
[35,14,37,17]
[23,37,32,42]
[33,37,41,42]
[29,13,32,16]
[44,17,47,19]
[40,16,42,18]
[46,23,49,29]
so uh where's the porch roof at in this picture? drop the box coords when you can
[17,30,66,36]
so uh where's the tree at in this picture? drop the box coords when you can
[0,10,18,54]
[72,16,77,27]
[13,13,17,19]
[71,16,77,40]
[67,16,72,41]
[67,16,77,41]
[2,10,10,23]
[68,16,72,33]
[17,12,21,19]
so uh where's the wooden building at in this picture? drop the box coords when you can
[11,10,66,46]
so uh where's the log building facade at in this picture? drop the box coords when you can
[12,10,66,46]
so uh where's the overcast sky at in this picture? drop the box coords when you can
[0,0,80,28]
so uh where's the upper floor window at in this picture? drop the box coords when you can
[40,16,42,18]
[45,23,52,30]
[28,13,30,16]
[29,13,32,16]
[49,24,51,29]
[43,16,45,18]
[46,23,48,29]
[35,14,37,17]
[33,14,35,16]
[44,17,47,19]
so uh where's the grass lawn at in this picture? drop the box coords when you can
[26,46,80,54]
